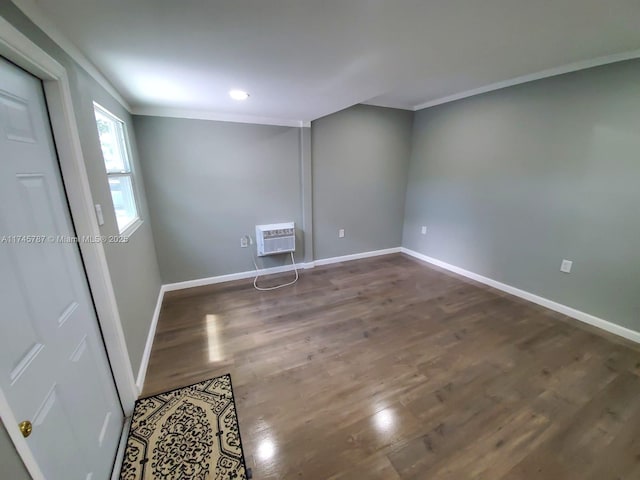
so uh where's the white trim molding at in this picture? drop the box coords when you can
[0,388,45,479]
[12,0,131,112]
[401,247,640,344]
[110,417,132,480]
[133,106,309,128]
[0,15,139,408]
[11,0,310,130]
[0,13,138,479]
[134,243,640,406]
[413,48,640,111]
[134,246,403,389]
[312,247,402,267]
[136,287,165,392]
[161,247,401,292]
[161,248,401,291]
[163,262,312,292]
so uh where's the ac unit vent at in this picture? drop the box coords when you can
[255,222,295,257]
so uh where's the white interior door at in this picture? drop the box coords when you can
[0,57,123,479]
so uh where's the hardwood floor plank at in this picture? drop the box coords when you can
[328,453,402,480]
[142,253,640,479]
[500,372,640,479]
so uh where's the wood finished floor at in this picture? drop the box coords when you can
[143,254,640,480]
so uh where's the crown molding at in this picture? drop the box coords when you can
[360,99,414,111]
[15,0,638,121]
[413,48,640,111]
[11,0,131,112]
[132,106,310,128]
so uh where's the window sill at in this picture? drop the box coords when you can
[120,217,143,239]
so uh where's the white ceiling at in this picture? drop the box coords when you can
[17,0,640,125]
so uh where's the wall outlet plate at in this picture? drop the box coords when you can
[240,236,248,248]
[421,225,427,235]
[338,228,345,238]
[560,259,573,273]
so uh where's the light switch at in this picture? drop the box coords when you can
[421,226,427,235]
[338,229,345,238]
[94,204,105,226]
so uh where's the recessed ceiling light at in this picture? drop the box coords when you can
[229,89,249,100]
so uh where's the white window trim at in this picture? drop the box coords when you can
[0,15,138,480]
[93,101,142,236]
[121,216,143,238]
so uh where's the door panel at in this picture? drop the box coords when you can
[0,57,123,479]
[0,90,37,143]
[30,385,91,480]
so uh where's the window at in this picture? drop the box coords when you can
[93,103,140,234]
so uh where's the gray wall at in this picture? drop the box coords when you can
[135,105,414,283]
[73,71,162,373]
[134,116,304,284]
[403,59,640,331]
[0,4,161,379]
[0,422,30,480]
[312,104,413,259]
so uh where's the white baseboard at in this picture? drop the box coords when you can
[311,247,402,267]
[135,245,639,396]
[161,247,402,291]
[162,262,313,292]
[400,247,640,344]
[137,261,311,392]
[110,416,132,480]
[136,286,165,393]
[136,249,401,391]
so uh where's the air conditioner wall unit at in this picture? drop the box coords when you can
[255,222,295,257]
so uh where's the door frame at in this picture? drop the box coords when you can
[0,15,137,480]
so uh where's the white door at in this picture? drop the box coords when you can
[0,57,123,479]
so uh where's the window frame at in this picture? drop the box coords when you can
[93,102,142,236]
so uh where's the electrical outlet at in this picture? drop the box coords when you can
[421,225,427,235]
[240,236,248,248]
[338,228,345,238]
[560,259,573,273]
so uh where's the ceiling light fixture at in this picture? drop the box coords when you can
[229,89,249,100]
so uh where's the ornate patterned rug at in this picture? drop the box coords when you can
[120,374,249,480]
